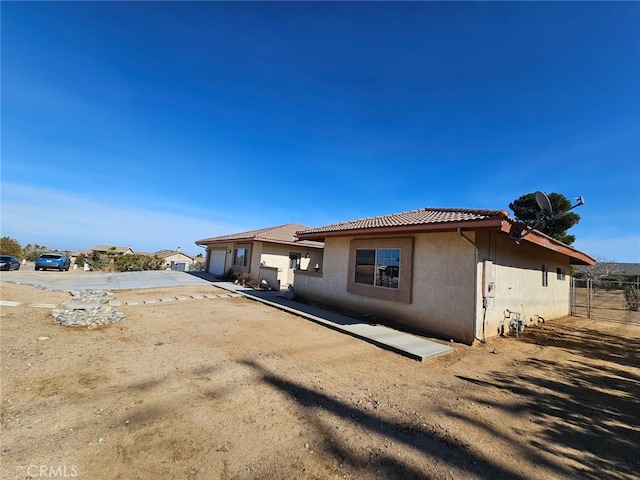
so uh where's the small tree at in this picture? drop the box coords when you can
[0,237,23,258]
[573,257,621,283]
[509,192,580,245]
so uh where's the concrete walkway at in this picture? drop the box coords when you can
[210,280,453,362]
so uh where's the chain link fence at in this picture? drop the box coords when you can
[571,278,640,324]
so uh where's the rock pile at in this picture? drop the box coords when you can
[51,289,124,328]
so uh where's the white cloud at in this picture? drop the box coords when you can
[0,182,243,256]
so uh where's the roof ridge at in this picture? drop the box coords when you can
[254,223,308,237]
[196,223,316,245]
[422,206,505,214]
[296,207,507,234]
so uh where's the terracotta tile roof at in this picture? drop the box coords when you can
[295,206,595,265]
[196,223,324,249]
[296,208,509,237]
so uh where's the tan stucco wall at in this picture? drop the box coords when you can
[259,242,323,288]
[294,230,574,345]
[294,233,478,344]
[475,231,571,338]
[203,241,323,287]
[249,242,264,276]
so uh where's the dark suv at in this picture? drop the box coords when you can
[35,253,71,271]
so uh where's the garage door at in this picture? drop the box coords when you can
[170,262,188,272]
[208,249,226,276]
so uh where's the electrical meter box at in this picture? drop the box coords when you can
[483,260,496,298]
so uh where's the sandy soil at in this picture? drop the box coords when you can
[1,281,638,480]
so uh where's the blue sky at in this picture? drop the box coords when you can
[2,2,639,261]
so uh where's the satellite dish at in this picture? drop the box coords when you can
[513,190,584,244]
[535,191,553,219]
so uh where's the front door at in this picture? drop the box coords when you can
[287,253,301,285]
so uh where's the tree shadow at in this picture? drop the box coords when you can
[240,359,520,479]
[518,321,640,368]
[453,354,640,479]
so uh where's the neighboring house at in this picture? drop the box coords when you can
[70,251,89,264]
[612,263,640,284]
[195,224,324,290]
[154,249,195,271]
[294,207,595,345]
[90,245,135,255]
[574,262,640,284]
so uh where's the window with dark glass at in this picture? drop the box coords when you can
[355,248,400,289]
[556,267,566,281]
[234,248,248,267]
[542,264,549,287]
[289,254,301,269]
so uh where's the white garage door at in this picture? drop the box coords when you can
[208,249,226,276]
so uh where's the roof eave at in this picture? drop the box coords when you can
[499,223,596,265]
[195,236,254,245]
[195,236,324,249]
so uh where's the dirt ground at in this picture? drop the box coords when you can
[1,281,638,480]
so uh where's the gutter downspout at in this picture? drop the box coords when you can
[458,228,485,343]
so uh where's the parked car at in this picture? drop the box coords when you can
[35,253,71,271]
[0,255,21,271]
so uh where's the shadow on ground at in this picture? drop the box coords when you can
[451,320,640,480]
[241,359,519,479]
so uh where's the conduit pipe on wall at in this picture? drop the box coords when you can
[458,228,485,343]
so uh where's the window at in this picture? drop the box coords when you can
[289,254,300,270]
[348,238,413,304]
[556,267,566,281]
[542,264,548,287]
[355,248,400,289]
[234,248,248,267]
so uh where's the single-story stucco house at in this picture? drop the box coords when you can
[294,207,596,345]
[195,223,324,290]
[154,249,195,271]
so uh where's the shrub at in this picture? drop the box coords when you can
[189,261,205,272]
[624,285,639,311]
[238,272,250,286]
[112,254,165,272]
[224,268,236,281]
[86,251,109,271]
[75,253,86,266]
